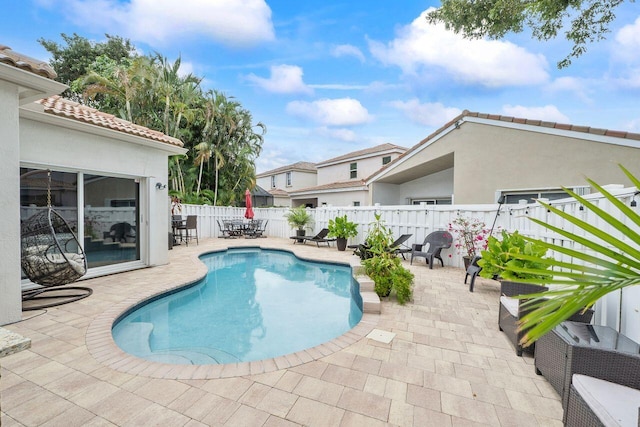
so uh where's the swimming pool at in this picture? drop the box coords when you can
[112,247,363,364]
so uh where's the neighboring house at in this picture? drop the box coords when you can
[256,161,317,206]
[0,46,186,325]
[289,143,407,207]
[368,111,640,205]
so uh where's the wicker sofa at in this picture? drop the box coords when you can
[565,373,640,426]
[498,281,594,356]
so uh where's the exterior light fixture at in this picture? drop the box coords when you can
[155,182,167,190]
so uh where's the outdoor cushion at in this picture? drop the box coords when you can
[573,374,640,427]
[500,295,519,317]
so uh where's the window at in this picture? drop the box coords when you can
[271,175,276,188]
[501,189,576,204]
[382,156,391,165]
[286,171,292,187]
[353,201,360,206]
[349,162,357,179]
[411,198,452,205]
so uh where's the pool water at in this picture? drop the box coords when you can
[112,248,363,364]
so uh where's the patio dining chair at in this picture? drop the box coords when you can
[176,215,198,246]
[410,231,453,269]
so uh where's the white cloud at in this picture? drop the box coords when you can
[390,99,461,126]
[502,105,570,123]
[546,77,594,104]
[331,44,365,62]
[286,98,372,126]
[615,16,640,62]
[58,0,275,48]
[368,8,549,87]
[625,118,640,132]
[246,65,313,95]
[316,127,358,141]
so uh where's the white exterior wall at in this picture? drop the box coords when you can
[257,170,317,192]
[317,154,394,185]
[20,115,172,267]
[372,169,454,205]
[317,189,368,207]
[0,80,22,325]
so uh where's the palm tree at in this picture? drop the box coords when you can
[504,164,640,347]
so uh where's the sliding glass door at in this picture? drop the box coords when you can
[20,167,141,272]
[83,174,140,268]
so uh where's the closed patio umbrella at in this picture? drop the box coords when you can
[244,189,254,219]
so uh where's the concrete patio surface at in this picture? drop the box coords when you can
[1,237,563,426]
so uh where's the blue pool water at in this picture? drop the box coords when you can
[112,248,363,364]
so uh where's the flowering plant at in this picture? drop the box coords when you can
[447,215,491,258]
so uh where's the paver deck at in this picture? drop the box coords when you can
[0,237,563,426]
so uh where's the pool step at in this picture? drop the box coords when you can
[355,274,380,314]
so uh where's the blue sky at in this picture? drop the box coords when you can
[3,1,640,173]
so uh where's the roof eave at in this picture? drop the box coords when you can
[0,63,68,105]
[20,106,187,155]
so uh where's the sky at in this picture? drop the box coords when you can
[3,1,640,174]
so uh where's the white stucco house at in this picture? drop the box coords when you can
[368,111,640,205]
[256,161,317,206]
[289,143,407,207]
[0,45,186,325]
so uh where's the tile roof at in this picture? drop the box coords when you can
[269,188,289,197]
[367,110,640,182]
[316,143,407,166]
[0,45,57,79]
[462,111,640,141]
[256,161,317,177]
[290,180,367,194]
[37,95,184,147]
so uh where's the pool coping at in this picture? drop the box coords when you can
[85,243,381,379]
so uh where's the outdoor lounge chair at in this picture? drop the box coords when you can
[410,231,453,268]
[302,228,335,247]
[390,233,412,259]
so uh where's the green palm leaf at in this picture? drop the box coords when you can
[504,165,640,346]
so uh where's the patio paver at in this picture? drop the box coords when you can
[1,237,564,426]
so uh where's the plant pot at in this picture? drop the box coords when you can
[336,237,348,251]
[296,229,305,243]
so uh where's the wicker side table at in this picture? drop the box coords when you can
[535,321,640,411]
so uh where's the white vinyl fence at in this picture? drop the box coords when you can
[183,184,640,342]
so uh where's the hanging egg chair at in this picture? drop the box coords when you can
[20,170,92,310]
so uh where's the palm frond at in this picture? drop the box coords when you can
[503,165,640,345]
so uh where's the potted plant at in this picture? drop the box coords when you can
[361,214,414,304]
[327,215,358,251]
[447,215,491,269]
[478,230,551,281]
[284,206,313,242]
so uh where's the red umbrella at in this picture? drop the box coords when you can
[244,189,254,219]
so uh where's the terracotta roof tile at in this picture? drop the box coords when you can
[269,188,289,197]
[291,180,367,193]
[256,161,317,177]
[367,110,640,182]
[37,96,183,147]
[0,45,57,79]
[316,143,407,166]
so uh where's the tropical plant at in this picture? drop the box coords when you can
[501,164,640,347]
[284,206,313,231]
[362,214,414,304]
[447,215,491,258]
[327,215,358,239]
[478,230,552,281]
